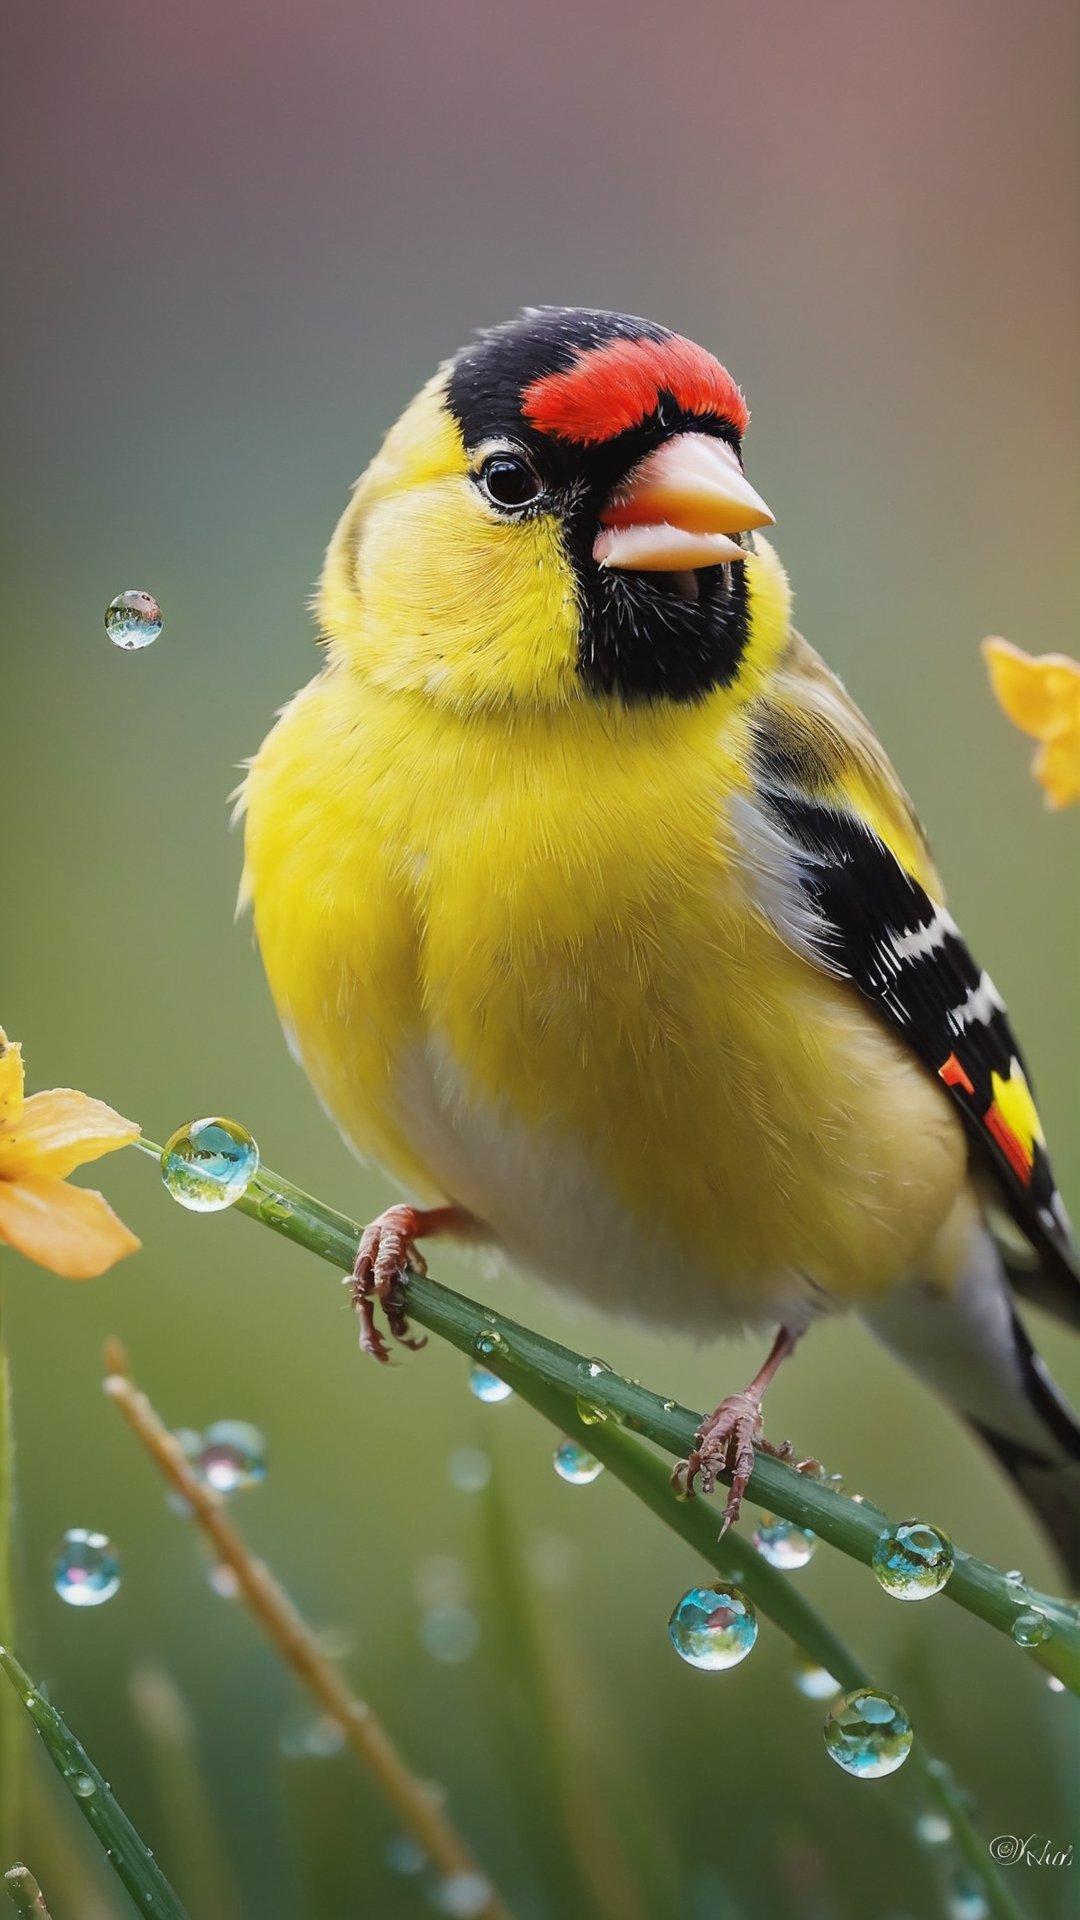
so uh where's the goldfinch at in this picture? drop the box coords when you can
[241,308,1080,1567]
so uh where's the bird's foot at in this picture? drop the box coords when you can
[676,1391,768,1530]
[348,1204,431,1363]
[347,1202,478,1362]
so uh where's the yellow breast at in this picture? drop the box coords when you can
[241,663,965,1335]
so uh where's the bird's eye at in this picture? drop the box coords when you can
[478,453,542,510]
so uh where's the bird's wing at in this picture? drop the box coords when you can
[742,631,1080,1313]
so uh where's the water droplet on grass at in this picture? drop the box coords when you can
[1011,1608,1051,1647]
[872,1520,954,1600]
[823,1689,912,1778]
[915,1811,953,1845]
[473,1328,506,1359]
[791,1655,839,1699]
[278,1712,346,1759]
[69,1771,96,1797]
[752,1514,817,1569]
[53,1530,121,1607]
[161,1117,259,1212]
[198,1420,267,1494]
[467,1364,512,1404]
[668,1585,757,1670]
[552,1439,603,1485]
[431,1872,492,1916]
[946,1871,989,1920]
[105,589,162,650]
[387,1835,427,1876]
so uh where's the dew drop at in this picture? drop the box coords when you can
[197,1420,267,1494]
[208,1564,240,1600]
[278,1711,346,1759]
[431,1872,493,1917]
[473,1328,507,1359]
[105,589,163,650]
[69,1771,96,1798]
[871,1520,954,1600]
[661,1398,677,1414]
[161,1117,259,1212]
[386,1834,427,1876]
[552,1438,604,1485]
[1004,1568,1025,1587]
[1011,1608,1051,1647]
[915,1811,952,1846]
[668,1585,758,1671]
[823,1688,912,1777]
[791,1654,840,1699]
[1046,1674,1066,1692]
[420,1603,480,1665]
[53,1530,121,1608]
[946,1870,990,1920]
[752,1514,817,1570]
[447,1447,491,1493]
[467,1364,512,1404]
[575,1394,608,1426]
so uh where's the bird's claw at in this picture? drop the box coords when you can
[674,1391,802,1531]
[347,1205,429,1363]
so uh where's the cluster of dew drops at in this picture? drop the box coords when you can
[62,681,1065,1892]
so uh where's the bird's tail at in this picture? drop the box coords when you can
[861,1210,1080,1590]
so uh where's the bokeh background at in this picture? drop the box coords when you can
[4,2,1079,1915]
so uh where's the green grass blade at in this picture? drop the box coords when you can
[0,1649,190,1920]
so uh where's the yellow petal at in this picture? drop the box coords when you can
[1034,735,1080,811]
[0,1031,25,1125]
[0,1173,141,1280]
[0,1089,140,1180]
[982,637,1080,742]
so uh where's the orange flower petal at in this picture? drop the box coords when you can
[0,1173,141,1280]
[982,637,1080,742]
[0,1031,25,1124]
[0,1088,140,1180]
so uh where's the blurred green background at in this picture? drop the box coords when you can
[4,1,1079,1915]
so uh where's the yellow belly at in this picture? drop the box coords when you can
[241,668,966,1334]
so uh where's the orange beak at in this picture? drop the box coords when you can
[593,432,774,572]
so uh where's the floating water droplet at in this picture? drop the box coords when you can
[53,1530,121,1608]
[105,589,163,650]
[69,1771,96,1798]
[467,1364,512,1404]
[431,1872,493,1917]
[448,1447,491,1493]
[278,1712,346,1759]
[386,1834,427,1876]
[871,1520,954,1600]
[752,1514,817,1569]
[197,1420,267,1494]
[420,1603,480,1665]
[823,1689,912,1778]
[946,1870,990,1920]
[915,1811,953,1846]
[791,1654,840,1699]
[161,1117,259,1212]
[552,1438,603,1485]
[668,1585,757,1670]
[1011,1608,1051,1647]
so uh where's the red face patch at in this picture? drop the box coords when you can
[521,333,749,445]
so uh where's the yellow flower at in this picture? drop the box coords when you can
[983,636,1080,810]
[0,1029,141,1279]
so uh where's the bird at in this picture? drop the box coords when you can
[240,305,1080,1576]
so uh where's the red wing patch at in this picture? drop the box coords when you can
[522,333,749,445]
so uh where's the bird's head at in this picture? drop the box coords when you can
[319,308,788,712]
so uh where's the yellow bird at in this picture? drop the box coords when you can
[241,308,1080,1567]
